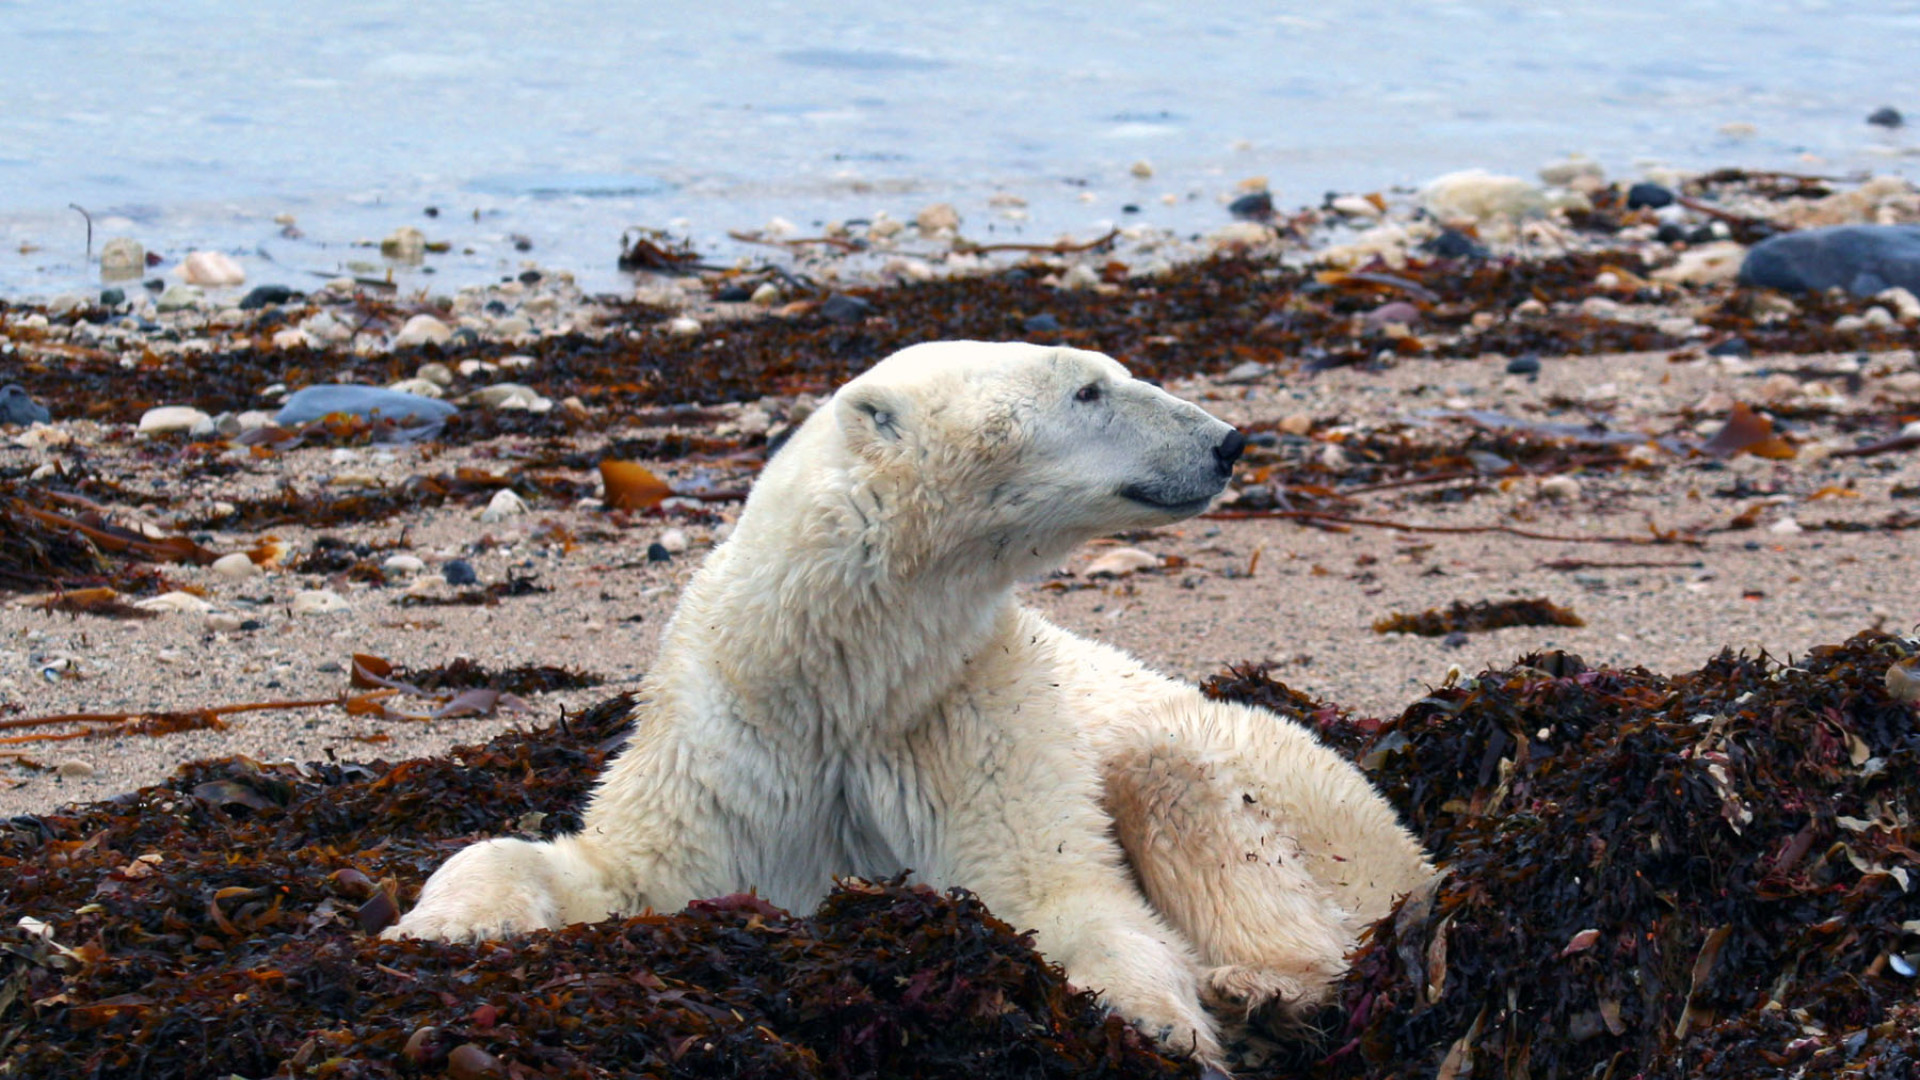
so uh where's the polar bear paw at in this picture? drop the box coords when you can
[1201,965,1328,1024]
[381,837,571,943]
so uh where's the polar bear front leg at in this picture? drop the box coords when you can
[383,833,627,942]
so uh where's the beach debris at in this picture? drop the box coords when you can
[478,488,527,523]
[180,250,245,287]
[1083,546,1161,578]
[1373,597,1584,636]
[97,237,144,281]
[380,226,428,263]
[1699,402,1796,460]
[599,460,672,510]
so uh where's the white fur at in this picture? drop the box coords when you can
[387,342,1433,1067]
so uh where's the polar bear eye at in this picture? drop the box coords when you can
[1074,383,1102,404]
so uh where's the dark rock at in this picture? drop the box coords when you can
[518,270,543,285]
[238,284,298,310]
[1441,630,1470,649]
[819,293,873,324]
[1688,225,1719,245]
[646,542,672,563]
[1246,431,1280,448]
[714,284,754,302]
[1022,312,1062,334]
[1505,353,1542,376]
[1363,301,1420,328]
[1227,191,1274,221]
[0,384,51,426]
[1655,223,1689,245]
[449,327,481,348]
[238,619,264,632]
[484,300,509,315]
[274,384,458,427]
[442,559,478,587]
[1708,336,1752,357]
[1738,224,1920,295]
[424,206,441,218]
[143,278,164,292]
[1121,203,1140,214]
[1625,182,1674,209]
[1421,228,1489,260]
[98,288,125,307]
[1868,106,1905,129]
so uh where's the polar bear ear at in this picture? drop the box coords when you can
[835,383,911,456]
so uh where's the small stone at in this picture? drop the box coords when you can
[666,315,702,337]
[1505,354,1542,376]
[275,384,457,427]
[1220,360,1270,384]
[657,528,689,554]
[1422,169,1545,222]
[442,559,478,586]
[99,237,145,281]
[1022,312,1062,335]
[181,251,245,287]
[417,361,455,386]
[468,383,547,411]
[291,589,351,616]
[1868,106,1905,129]
[381,226,427,263]
[915,203,961,234]
[99,287,126,307]
[639,540,672,563]
[238,284,297,310]
[819,294,873,324]
[1422,228,1489,260]
[479,489,527,522]
[54,759,94,779]
[1227,191,1274,221]
[1768,517,1803,536]
[1129,160,1154,179]
[1278,413,1313,437]
[0,385,51,426]
[1363,300,1421,328]
[1652,241,1747,287]
[749,281,782,306]
[211,552,261,580]
[1085,547,1160,578]
[1329,194,1383,218]
[382,554,426,575]
[1538,156,1606,190]
[204,612,246,633]
[156,284,203,313]
[138,405,211,436]
[394,313,453,348]
[1538,475,1582,502]
[1441,631,1471,650]
[385,377,445,398]
[135,591,213,614]
[1625,182,1675,209]
[1876,286,1920,321]
[1208,221,1276,254]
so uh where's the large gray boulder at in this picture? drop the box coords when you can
[1738,225,1920,296]
[275,384,458,426]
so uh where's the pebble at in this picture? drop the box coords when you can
[381,226,427,263]
[417,361,455,386]
[1422,228,1489,260]
[1652,241,1746,286]
[1505,354,1542,376]
[1208,221,1277,254]
[468,383,547,410]
[1538,156,1606,190]
[479,488,528,522]
[1707,336,1751,357]
[1625,182,1675,210]
[819,294,873,324]
[749,282,782,306]
[1769,517,1804,536]
[211,552,262,580]
[204,612,246,633]
[135,591,213,614]
[386,377,444,398]
[1739,225,1920,296]
[1329,194,1383,218]
[55,759,95,779]
[647,542,673,563]
[291,589,351,616]
[1085,547,1160,578]
[394,313,453,348]
[1220,360,1270,384]
[1278,413,1313,436]
[156,284,203,312]
[666,315,702,337]
[1129,160,1154,179]
[1227,191,1274,221]
[1876,286,1920,321]
[275,384,458,426]
[99,287,126,306]
[915,203,961,234]
[1422,169,1545,222]
[1538,475,1582,502]
[181,251,245,287]
[1023,312,1062,335]
[137,405,211,436]
[99,238,145,280]
[657,528,689,555]
[0,385,51,426]
[238,284,297,310]
[1363,300,1420,328]
[442,559,478,586]
[1868,106,1905,129]
[383,554,426,575]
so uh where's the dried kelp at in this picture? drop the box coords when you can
[0,695,1192,1080]
[1372,598,1586,636]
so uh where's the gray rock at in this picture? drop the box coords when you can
[1739,225,1920,296]
[0,385,50,426]
[819,294,873,324]
[274,384,458,427]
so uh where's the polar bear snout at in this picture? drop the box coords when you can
[1213,430,1247,477]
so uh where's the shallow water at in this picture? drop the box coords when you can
[2,0,1916,298]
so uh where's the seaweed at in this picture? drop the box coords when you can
[1372,598,1587,636]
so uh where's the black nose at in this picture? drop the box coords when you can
[1213,429,1247,475]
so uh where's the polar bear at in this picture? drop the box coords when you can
[387,341,1432,1068]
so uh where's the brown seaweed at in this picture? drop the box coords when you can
[1372,598,1586,636]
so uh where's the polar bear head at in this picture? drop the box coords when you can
[753,341,1244,578]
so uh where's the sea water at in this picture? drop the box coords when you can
[1,0,1916,298]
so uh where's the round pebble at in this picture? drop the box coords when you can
[211,552,262,580]
[443,559,478,586]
